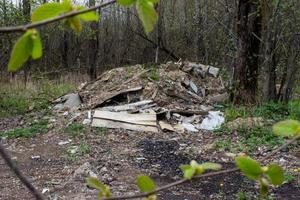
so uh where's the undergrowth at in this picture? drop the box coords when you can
[0,79,75,118]
[1,120,48,138]
[225,101,300,121]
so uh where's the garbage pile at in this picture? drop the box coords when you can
[53,61,228,133]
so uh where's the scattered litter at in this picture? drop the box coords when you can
[198,111,225,130]
[68,146,79,154]
[58,140,71,146]
[189,81,198,94]
[181,122,198,132]
[82,119,91,125]
[42,188,49,194]
[31,155,41,160]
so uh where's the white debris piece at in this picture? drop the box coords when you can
[182,122,198,132]
[198,111,225,130]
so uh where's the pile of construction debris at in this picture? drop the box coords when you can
[53,61,228,133]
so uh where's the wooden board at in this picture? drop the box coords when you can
[92,118,158,133]
[93,110,157,126]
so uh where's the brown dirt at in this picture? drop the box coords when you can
[1,114,299,200]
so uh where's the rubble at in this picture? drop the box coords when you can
[52,61,227,133]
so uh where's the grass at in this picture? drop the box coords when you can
[2,120,48,138]
[95,127,108,134]
[66,142,91,161]
[0,79,75,118]
[224,101,300,122]
[216,101,299,154]
[214,126,285,154]
[147,66,160,81]
[64,123,85,138]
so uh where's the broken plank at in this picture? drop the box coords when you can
[93,110,157,126]
[100,100,154,112]
[93,86,143,108]
[170,109,208,116]
[92,118,158,133]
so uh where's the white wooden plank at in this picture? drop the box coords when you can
[93,110,157,126]
[92,118,158,133]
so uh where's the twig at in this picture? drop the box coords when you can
[0,142,46,200]
[0,0,116,33]
[102,134,300,200]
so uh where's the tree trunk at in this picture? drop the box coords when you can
[88,0,98,80]
[194,0,205,62]
[232,0,262,104]
[279,53,298,102]
[262,0,280,102]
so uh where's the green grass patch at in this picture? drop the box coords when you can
[214,126,285,154]
[65,123,85,138]
[95,127,108,135]
[2,120,48,138]
[224,101,299,122]
[147,66,160,81]
[0,80,75,118]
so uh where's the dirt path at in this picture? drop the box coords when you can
[0,116,300,200]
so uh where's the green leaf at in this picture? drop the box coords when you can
[136,0,158,33]
[31,3,69,23]
[8,31,33,72]
[68,17,82,33]
[76,6,100,22]
[31,31,42,59]
[201,162,222,171]
[266,164,284,186]
[180,165,196,179]
[87,177,111,198]
[235,156,263,180]
[136,175,156,193]
[273,120,300,137]
[87,177,106,190]
[117,0,136,6]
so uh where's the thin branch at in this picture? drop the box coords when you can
[0,142,46,200]
[103,134,300,200]
[0,0,116,34]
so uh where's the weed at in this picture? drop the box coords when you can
[235,191,247,200]
[66,142,91,161]
[65,123,85,138]
[288,100,300,120]
[284,172,295,183]
[95,127,108,135]
[2,120,48,138]
[224,102,294,122]
[79,142,91,155]
[214,126,285,154]
[0,80,75,117]
[214,140,231,151]
[148,67,160,81]
[224,106,250,121]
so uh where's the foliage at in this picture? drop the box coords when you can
[214,126,285,154]
[236,156,284,197]
[2,120,48,138]
[148,67,160,81]
[64,123,85,138]
[0,80,74,117]
[224,102,295,122]
[6,0,159,72]
[180,160,221,179]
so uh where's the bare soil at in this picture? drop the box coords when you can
[1,113,300,200]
